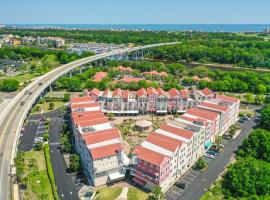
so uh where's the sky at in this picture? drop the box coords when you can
[1,0,270,24]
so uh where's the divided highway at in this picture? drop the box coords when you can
[0,42,179,200]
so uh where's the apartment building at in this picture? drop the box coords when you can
[85,87,196,114]
[131,124,193,191]
[215,94,240,124]
[70,96,129,187]
[197,101,230,135]
[130,91,240,192]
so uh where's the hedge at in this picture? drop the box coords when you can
[43,144,60,200]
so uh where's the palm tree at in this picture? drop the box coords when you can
[215,135,222,150]
[107,112,114,121]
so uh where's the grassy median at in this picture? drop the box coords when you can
[16,150,55,200]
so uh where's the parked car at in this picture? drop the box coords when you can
[207,149,218,156]
[176,182,185,189]
[204,153,215,159]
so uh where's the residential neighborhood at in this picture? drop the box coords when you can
[70,87,240,192]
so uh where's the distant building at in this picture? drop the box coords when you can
[264,28,270,34]
[0,24,5,29]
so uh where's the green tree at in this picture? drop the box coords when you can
[245,93,255,104]
[48,102,55,110]
[70,154,80,172]
[42,54,58,69]
[1,79,19,92]
[193,158,207,170]
[255,94,265,105]
[261,105,270,131]
[222,157,270,198]
[63,93,70,102]
[148,186,164,200]
[237,129,270,162]
[43,132,49,142]
[256,84,267,94]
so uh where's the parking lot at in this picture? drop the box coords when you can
[166,169,200,200]
[165,137,234,200]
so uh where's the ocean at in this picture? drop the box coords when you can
[5,24,270,33]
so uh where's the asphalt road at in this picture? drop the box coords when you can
[49,117,79,200]
[166,111,260,200]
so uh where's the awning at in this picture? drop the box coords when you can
[205,140,213,149]
[133,177,146,186]
[108,172,125,181]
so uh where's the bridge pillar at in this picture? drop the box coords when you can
[69,71,72,78]
[50,84,53,92]
[141,50,144,59]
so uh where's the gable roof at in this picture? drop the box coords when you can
[186,107,219,121]
[132,146,168,166]
[137,88,148,97]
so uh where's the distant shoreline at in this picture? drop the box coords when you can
[3,24,270,33]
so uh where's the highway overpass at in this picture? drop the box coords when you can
[0,42,180,200]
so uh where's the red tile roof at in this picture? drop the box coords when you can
[118,66,134,72]
[132,146,167,166]
[90,143,122,160]
[159,124,193,139]
[93,72,108,82]
[217,95,240,103]
[151,132,184,147]
[73,113,106,124]
[112,88,123,97]
[200,102,228,112]
[144,70,159,76]
[119,77,143,83]
[201,88,214,96]
[70,96,92,104]
[72,110,103,118]
[137,88,147,97]
[147,87,158,96]
[159,71,168,77]
[192,75,201,81]
[123,90,129,99]
[146,134,179,152]
[181,115,207,124]
[71,103,100,110]
[83,128,120,145]
[179,89,189,98]
[78,118,109,127]
[89,88,100,96]
[102,89,110,97]
[186,107,219,121]
[157,88,168,97]
[168,88,180,98]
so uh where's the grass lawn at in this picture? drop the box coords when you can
[96,187,122,200]
[200,180,224,200]
[127,187,149,200]
[22,150,54,200]
[10,72,40,83]
[32,100,65,114]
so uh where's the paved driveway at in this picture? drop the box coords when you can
[165,110,260,200]
[49,117,80,200]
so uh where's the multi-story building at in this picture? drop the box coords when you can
[72,88,240,192]
[70,96,129,187]
[131,124,193,191]
[131,97,239,191]
[197,101,230,135]
[215,94,240,124]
